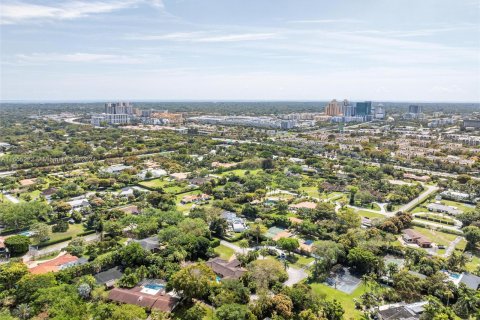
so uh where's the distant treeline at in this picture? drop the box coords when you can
[0,101,479,116]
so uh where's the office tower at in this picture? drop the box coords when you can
[355,101,372,116]
[408,105,422,114]
[325,99,343,116]
[374,104,385,119]
[343,104,356,117]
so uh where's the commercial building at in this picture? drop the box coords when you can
[355,101,372,117]
[462,119,480,130]
[408,105,422,114]
[325,99,343,116]
[105,102,133,115]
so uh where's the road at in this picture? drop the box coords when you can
[396,184,439,214]
[4,194,20,203]
[23,233,100,263]
[221,240,311,286]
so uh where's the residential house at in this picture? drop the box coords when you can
[206,258,246,280]
[377,301,427,320]
[427,203,462,216]
[402,229,432,248]
[100,164,133,175]
[94,267,124,288]
[137,168,167,181]
[132,236,160,252]
[459,272,480,290]
[180,193,210,204]
[108,285,179,313]
[221,211,247,232]
[29,254,88,274]
[67,198,90,212]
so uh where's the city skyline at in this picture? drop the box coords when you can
[1,0,480,102]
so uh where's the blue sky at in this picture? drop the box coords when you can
[1,0,479,102]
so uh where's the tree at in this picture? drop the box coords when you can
[248,259,288,290]
[184,303,207,320]
[0,262,29,290]
[270,294,294,318]
[214,303,255,320]
[277,238,299,256]
[248,223,267,245]
[31,222,50,244]
[392,271,423,302]
[312,241,345,278]
[347,247,380,274]
[4,235,30,255]
[463,226,480,248]
[171,263,216,301]
[110,304,147,320]
[453,284,479,318]
[323,299,345,320]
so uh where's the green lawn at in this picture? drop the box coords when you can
[48,223,85,242]
[311,283,366,319]
[291,254,314,268]
[300,186,320,198]
[138,178,167,189]
[219,169,261,177]
[355,210,385,220]
[214,244,235,260]
[466,250,480,273]
[415,213,456,225]
[412,226,457,246]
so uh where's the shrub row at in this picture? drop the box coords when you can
[37,236,73,248]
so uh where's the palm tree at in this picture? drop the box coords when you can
[15,304,30,320]
[238,239,249,254]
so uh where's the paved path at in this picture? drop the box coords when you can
[4,194,20,203]
[284,266,308,286]
[23,233,100,262]
[220,240,252,254]
[443,237,463,258]
[395,184,439,214]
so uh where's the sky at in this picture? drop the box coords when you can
[1,0,479,102]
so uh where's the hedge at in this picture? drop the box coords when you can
[0,227,29,236]
[37,236,73,248]
[77,230,96,237]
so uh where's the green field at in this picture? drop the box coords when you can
[214,244,235,260]
[466,250,480,273]
[138,178,167,189]
[48,223,85,242]
[355,209,385,220]
[415,213,455,225]
[300,186,320,198]
[311,283,366,319]
[412,226,457,246]
[219,169,261,177]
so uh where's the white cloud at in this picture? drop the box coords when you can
[288,19,362,24]
[15,52,148,64]
[0,0,163,25]
[128,31,280,42]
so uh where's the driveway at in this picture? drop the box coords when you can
[284,266,308,286]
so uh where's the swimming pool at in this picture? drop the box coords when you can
[144,283,165,291]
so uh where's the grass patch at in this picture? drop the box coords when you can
[465,250,480,273]
[48,223,85,242]
[138,178,167,189]
[214,244,235,260]
[311,283,366,319]
[355,210,385,220]
[412,226,457,246]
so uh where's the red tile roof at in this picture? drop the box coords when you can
[29,253,78,274]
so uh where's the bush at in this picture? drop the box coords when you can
[210,238,220,248]
[5,235,30,255]
[37,236,72,248]
[52,220,69,233]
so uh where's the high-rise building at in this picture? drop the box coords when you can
[343,104,356,117]
[355,101,372,116]
[325,99,343,116]
[408,105,422,114]
[104,102,133,115]
[374,104,385,119]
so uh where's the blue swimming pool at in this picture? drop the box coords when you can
[216,276,221,283]
[304,240,314,245]
[144,283,165,290]
[449,273,461,280]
